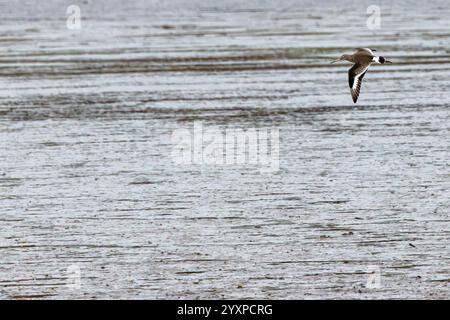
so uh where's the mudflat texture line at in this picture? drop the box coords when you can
[0,0,449,299]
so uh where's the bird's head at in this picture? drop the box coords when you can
[331,54,352,64]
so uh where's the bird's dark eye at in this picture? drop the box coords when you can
[379,57,385,64]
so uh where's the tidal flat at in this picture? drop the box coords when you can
[0,0,449,299]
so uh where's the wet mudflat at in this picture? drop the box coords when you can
[0,0,449,299]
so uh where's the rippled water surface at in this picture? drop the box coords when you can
[0,0,449,299]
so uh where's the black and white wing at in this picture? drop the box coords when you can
[348,63,370,103]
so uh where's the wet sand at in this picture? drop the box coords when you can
[0,0,449,299]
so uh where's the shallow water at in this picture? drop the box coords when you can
[0,0,449,299]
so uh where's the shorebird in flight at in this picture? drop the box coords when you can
[332,48,391,103]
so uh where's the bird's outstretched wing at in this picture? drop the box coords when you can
[355,48,376,56]
[348,63,370,103]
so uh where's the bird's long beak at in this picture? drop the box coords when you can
[385,60,393,63]
[331,58,341,64]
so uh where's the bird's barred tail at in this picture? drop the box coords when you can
[373,56,391,64]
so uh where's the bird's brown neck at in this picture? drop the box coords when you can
[342,54,354,63]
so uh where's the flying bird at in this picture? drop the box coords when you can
[332,48,391,103]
